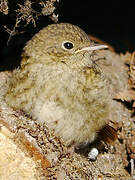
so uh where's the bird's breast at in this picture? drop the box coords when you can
[5,63,109,146]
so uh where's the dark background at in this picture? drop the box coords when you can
[59,1,135,53]
[0,1,135,71]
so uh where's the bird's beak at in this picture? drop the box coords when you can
[75,44,108,53]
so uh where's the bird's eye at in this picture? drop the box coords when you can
[62,41,74,50]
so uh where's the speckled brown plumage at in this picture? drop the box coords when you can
[5,23,110,147]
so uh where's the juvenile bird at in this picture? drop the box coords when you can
[5,23,110,147]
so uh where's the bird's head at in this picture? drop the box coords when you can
[22,23,107,69]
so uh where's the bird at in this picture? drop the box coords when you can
[5,23,110,147]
